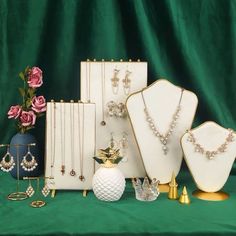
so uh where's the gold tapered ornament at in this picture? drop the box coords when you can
[179,186,191,204]
[168,172,178,200]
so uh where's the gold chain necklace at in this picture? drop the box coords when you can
[50,100,56,178]
[78,102,85,181]
[187,129,235,159]
[141,89,184,155]
[70,100,76,176]
[86,60,91,102]
[100,60,106,126]
[60,100,65,175]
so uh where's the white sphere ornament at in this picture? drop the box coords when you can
[92,148,126,202]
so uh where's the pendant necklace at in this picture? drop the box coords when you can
[78,102,85,181]
[141,88,184,155]
[60,100,65,175]
[50,100,56,178]
[86,59,91,102]
[187,129,235,159]
[100,60,106,126]
[70,100,76,176]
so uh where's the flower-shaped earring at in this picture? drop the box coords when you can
[0,146,15,172]
[107,101,118,117]
[21,145,38,172]
[117,103,127,118]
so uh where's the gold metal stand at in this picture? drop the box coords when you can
[192,189,229,201]
[159,184,169,193]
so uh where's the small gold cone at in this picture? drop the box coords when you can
[168,172,178,200]
[179,186,191,204]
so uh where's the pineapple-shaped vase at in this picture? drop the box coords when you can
[92,147,126,201]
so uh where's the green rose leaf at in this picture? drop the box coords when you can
[18,87,25,97]
[19,72,25,81]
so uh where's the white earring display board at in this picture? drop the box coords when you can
[126,79,198,183]
[45,101,96,190]
[80,60,147,178]
[181,121,236,192]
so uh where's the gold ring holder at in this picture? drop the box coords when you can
[8,192,28,201]
[31,200,46,208]
[192,189,229,201]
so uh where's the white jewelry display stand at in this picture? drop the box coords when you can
[45,101,96,190]
[181,121,236,199]
[80,60,147,178]
[126,79,198,183]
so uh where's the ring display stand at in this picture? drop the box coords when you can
[0,143,36,201]
[181,121,236,201]
[80,60,147,178]
[126,79,198,183]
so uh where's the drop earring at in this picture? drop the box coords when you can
[108,132,118,149]
[0,146,15,172]
[123,69,132,95]
[21,145,38,172]
[111,68,120,95]
[117,102,127,118]
[107,101,118,117]
[42,179,50,197]
[26,179,35,197]
[120,132,128,162]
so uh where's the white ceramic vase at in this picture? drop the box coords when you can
[92,164,126,202]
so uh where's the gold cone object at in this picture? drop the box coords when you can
[168,172,178,200]
[179,186,191,204]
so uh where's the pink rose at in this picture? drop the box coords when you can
[8,105,22,119]
[20,111,36,127]
[27,67,43,88]
[31,96,46,113]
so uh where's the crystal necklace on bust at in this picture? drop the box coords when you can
[141,88,184,155]
[187,129,235,159]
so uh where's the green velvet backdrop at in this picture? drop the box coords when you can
[0,0,236,163]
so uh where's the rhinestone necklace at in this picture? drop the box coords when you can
[141,88,184,155]
[187,129,235,159]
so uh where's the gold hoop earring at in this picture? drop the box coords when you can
[20,145,38,172]
[0,146,15,172]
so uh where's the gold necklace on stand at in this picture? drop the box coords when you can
[100,60,106,126]
[78,101,85,181]
[141,89,184,155]
[70,100,76,176]
[187,129,235,159]
[50,100,56,179]
[86,59,91,102]
[60,100,65,175]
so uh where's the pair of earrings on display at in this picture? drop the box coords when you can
[25,179,50,198]
[111,68,132,95]
[0,145,38,172]
[109,132,128,162]
[107,101,127,118]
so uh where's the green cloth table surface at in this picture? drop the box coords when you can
[1,171,236,236]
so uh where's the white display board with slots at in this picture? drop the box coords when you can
[45,101,96,190]
[80,60,147,178]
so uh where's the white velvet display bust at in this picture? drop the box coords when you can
[181,121,236,192]
[126,79,198,183]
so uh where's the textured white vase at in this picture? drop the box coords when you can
[92,165,126,202]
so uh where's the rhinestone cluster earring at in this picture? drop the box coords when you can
[106,101,127,118]
[111,68,120,95]
[21,145,38,171]
[122,70,131,95]
[120,132,128,162]
[0,146,15,172]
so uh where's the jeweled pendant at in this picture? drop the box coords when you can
[101,121,106,126]
[79,175,85,181]
[70,169,76,176]
[162,145,168,155]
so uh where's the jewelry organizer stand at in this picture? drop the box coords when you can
[126,79,198,184]
[45,101,96,193]
[0,143,35,201]
[80,59,147,178]
[181,121,236,201]
[23,176,53,208]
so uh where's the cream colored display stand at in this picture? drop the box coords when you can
[181,121,236,200]
[80,60,147,178]
[126,79,198,183]
[45,101,96,191]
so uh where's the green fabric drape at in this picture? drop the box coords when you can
[1,0,236,146]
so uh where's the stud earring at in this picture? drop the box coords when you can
[20,145,38,172]
[107,101,117,117]
[108,132,118,149]
[111,68,120,95]
[0,146,15,172]
[42,179,50,197]
[117,103,127,118]
[123,70,132,95]
[120,132,128,162]
[26,179,35,197]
